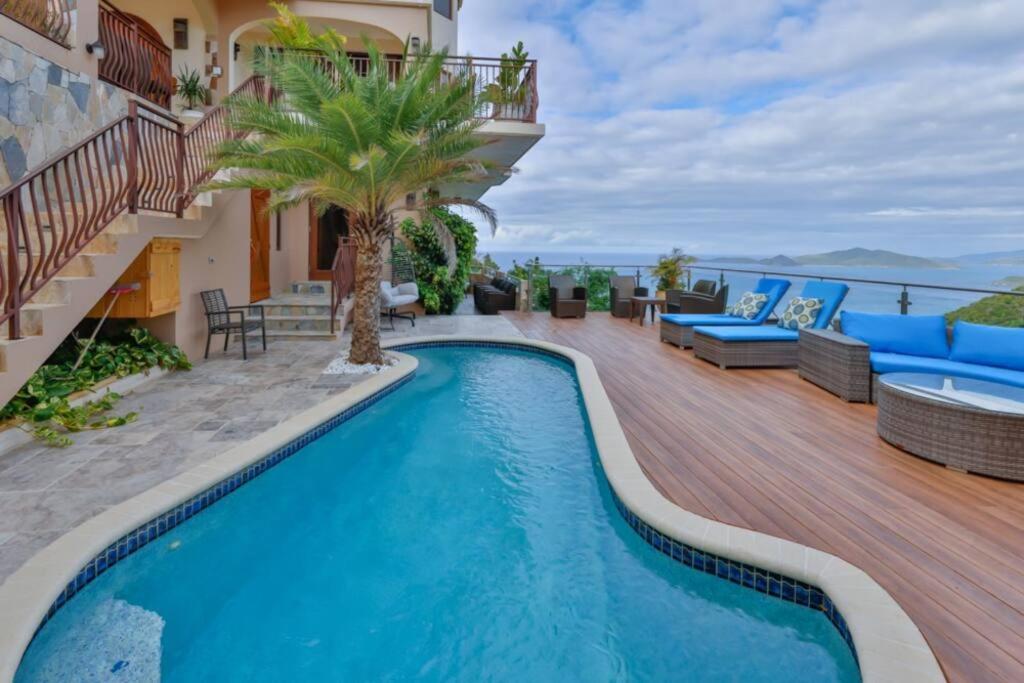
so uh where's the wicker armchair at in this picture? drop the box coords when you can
[610,276,648,318]
[666,283,729,314]
[549,275,587,318]
[200,289,266,360]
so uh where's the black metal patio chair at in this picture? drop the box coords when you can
[200,289,267,360]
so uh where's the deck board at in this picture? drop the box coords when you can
[506,311,1024,683]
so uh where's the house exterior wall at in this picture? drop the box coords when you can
[0,32,126,186]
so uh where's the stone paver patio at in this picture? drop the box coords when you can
[0,310,522,580]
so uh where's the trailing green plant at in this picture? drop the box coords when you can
[484,41,530,106]
[1,328,191,446]
[402,208,479,315]
[176,65,210,110]
[650,248,695,291]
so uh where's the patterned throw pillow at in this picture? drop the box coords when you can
[728,291,769,319]
[777,297,825,330]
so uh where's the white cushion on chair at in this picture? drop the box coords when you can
[380,281,418,308]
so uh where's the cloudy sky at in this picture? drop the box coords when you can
[457,0,1024,257]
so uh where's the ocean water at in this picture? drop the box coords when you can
[16,347,858,682]
[490,252,1022,317]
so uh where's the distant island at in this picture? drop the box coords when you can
[954,249,1024,266]
[995,276,1024,288]
[947,286,1024,327]
[704,247,951,269]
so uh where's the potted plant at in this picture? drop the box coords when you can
[484,42,530,119]
[176,66,209,118]
[650,248,695,298]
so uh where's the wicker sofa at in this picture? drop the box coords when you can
[799,312,1024,403]
[473,277,518,315]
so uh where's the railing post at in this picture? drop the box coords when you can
[175,120,185,218]
[127,100,139,214]
[719,270,726,288]
[5,192,22,340]
[899,287,911,314]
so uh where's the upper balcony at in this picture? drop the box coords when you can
[0,0,74,47]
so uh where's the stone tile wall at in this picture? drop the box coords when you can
[0,35,127,186]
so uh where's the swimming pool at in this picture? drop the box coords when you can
[15,344,860,681]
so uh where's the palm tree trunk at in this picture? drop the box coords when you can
[348,238,385,366]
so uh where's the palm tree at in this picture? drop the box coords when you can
[206,11,498,365]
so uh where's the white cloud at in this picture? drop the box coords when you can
[459,1,1024,256]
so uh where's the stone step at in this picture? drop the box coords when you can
[0,302,63,339]
[261,304,334,317]
[263,315,343,332]
[235,329,338,343]
[289,281,330,296]
[27,275,91,305]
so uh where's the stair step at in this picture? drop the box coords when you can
[263,315,343,332]
[261,305,334,317]
[290,281,330,295]
[27,276,91,305]
[235,329,338,342]
[0,302,63,339]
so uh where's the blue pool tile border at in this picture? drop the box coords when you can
[36,370,415,633]
[32,340,857,671]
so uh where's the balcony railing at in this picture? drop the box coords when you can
[278,51,540,123]
[98,0,173,109]
[0,0,73,46]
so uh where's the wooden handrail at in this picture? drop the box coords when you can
[0,76,269,339]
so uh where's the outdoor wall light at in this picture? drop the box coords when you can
[410,37,422,53]
[210,65,223,77]
[85,40,106,60]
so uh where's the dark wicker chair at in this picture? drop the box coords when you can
[549,275,587,318]
[610,276,649,318]
[666,283,729,314]
[200,289,266,360]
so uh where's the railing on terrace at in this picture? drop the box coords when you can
[98,0,173,109]
[0,76,268,339]
[274,50,540,123]
[330,238,357,335]
[511,261,1024,321]
[0,0,73,46]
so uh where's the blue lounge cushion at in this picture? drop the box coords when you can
[693,326,800,342]
[870,352,1024,389]
[750,278,792,323]
[841,311,949,359]
[799,281,849,329]
[949,321,1024,372]
[660,313,761,328]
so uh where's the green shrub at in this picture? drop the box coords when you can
[509,259,620,312]
[401,208,479,315]
[1,328,192,446]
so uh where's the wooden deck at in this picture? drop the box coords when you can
[506,311,1024,683]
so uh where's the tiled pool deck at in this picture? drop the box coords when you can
[0,311,522,581]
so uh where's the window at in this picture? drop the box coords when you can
[173,18,188,50]
[433,0,452,20]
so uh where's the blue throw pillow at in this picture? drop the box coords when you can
[840,312,949,359]
[949,321,1024,371]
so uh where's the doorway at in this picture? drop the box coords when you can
[309,204,349,280]
[250,189,271,302]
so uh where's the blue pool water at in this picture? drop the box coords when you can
[17,346,859,682]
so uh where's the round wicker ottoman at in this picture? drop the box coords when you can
[876,373,1024,481]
